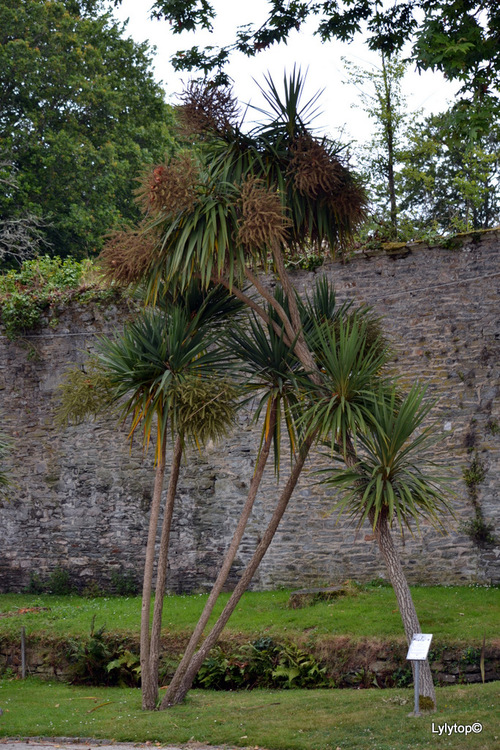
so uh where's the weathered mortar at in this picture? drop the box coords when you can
[0,232,499,591]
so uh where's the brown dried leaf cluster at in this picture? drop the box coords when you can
[176,79,239,137]
[136,153,199,216]
[289,135,346,199]
[99,222,158,285]
[289,135,367,234]
[331,177,367,231]
[237,177,290,251]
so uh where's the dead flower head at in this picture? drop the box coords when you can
[176,79,240,138]
[289,135,347,199]
[99,222,158,285]
[237,176,290,252]
[135,153,199,216]
[289,135,367,236]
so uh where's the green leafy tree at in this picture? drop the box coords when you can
[139,0,500,96]
[0,0,176,258]
[344,54,409,234]
[398,101,500,232]
[344,55,499,238]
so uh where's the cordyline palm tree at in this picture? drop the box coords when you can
[317,384,453,707]
[93,285,241,710]
[162,290,390,707]
[101,74,401,709]
[101,71,451,711]
[161,287,305,706]
[125,67,366,378]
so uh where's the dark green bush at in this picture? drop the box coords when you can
[67,616,140,687]
[46,567,74,595]
[461,517,495,545]
[24,571,45,594]
[110,570,139,597]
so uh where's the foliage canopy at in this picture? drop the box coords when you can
[0,0,176,258]
[141,0,500,97]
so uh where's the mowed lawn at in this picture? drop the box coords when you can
[0,678,498,750]
[0,586,498,749]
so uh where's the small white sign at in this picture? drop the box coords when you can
[407,633,433,661]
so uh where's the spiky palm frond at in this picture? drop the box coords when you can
[96,306,232,458]
[224,298,304,472]
[151,279,245,330]
[299,315,391,455]
[144,180,253,298]
[320,384,454,535]
[295,275,351,348]
[251,67,324,139]
[297,277,386,361]
[245,69,367,253]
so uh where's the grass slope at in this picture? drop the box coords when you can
[0,585,498,642]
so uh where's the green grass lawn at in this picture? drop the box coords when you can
[0,678,498,750]
[0,585,498,643]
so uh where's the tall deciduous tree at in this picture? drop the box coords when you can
[0,0,176,258]
[343,54,409,233]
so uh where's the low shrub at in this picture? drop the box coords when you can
[67,616,140,687]
[195,637,330,690]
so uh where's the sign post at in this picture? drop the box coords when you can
[406,633,433,716]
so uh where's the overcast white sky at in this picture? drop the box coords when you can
[113,0,459,145]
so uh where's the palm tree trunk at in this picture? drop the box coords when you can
[162,402,277,706]
[140,440,167,711]
[160,433,315,709]
[147,433,184,707]
[374,515,436,709]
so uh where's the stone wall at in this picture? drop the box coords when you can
[0,230,499,592]
[2,633,498,687]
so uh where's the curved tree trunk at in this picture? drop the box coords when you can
[160,433,315,709]
[375,515,436,709]
[147,434,184,708]
[162,402,277,705]
[140,440,167,711]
